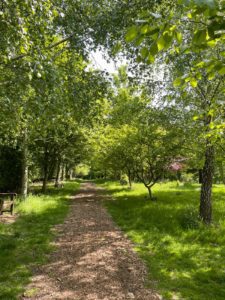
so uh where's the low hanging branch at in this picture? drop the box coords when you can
[0,33,75,66]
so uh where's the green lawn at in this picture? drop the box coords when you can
[101,181,225,300]
[0,181,80,300]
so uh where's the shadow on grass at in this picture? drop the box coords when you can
[0,181,80,299]
[102,181,225,300]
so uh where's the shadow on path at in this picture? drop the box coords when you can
[23,182,160,300]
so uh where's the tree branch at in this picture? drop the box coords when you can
[0,33,75,66]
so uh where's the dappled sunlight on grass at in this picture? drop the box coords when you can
[0,181,80,299]
[101,181,225,300]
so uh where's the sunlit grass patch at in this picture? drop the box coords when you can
[101,180,225,300]
[0,181,80,300]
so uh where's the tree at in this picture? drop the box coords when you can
[123,0,225,223]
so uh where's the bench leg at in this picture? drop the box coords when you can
[0,200,3,215]
[10,203,14,215]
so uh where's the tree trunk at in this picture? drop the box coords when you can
[48,158,56,180]
[21,131,28,198]
[61,163,65,181]
[42,146,49,193]
[55,159,61,187]
[69,169,73,180]
[127,169,132,189]
[199,144,214,224]
[145,185,152,200]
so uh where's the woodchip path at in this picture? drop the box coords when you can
[23,182,160,300]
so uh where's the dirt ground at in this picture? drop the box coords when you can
[0,213,17,224]
[22,182,161,300]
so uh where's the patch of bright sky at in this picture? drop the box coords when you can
[89,49,125,74]
[90,49,164,82]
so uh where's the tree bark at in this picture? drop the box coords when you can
[42,146,49,193]
[69,169,73,180]
[55,159,61,187]
[21,130,28,198]
[61,163,65,181]
[199,144,214,224]
[127,169,132,189]
[145,185,153,200]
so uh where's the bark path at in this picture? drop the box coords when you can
[23,182,160,300]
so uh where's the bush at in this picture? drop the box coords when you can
[181,173,195,183]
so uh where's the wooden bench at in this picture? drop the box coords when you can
[0,193,17,215]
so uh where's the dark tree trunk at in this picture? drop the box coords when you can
[42,146,49,193]
[21,130,28,198]
[199,145,214,224]
[145,185,153,200]
[48,159,56,180]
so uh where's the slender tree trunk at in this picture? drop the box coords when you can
[48,158,56,180]
[42,146,49,193]
[61,163,65,181]
[199,144,214,224]
[21,130,28,198]
[69,169,73,180]
[127,169,132,189]
[55,159,61,187]
[145,185,153,200]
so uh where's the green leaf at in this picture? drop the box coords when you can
[134,36,144,46]
[208,72,215,80]
[218,66,225,75]
[149,43,158,56]
[126,26,138,42]
[112,42,122,55]
[140,47,149,59]
[207,40,216,47]
[157,35,166,51]
[193,30,207,44]
[140,25,150,34]
[163,32,173,49]
[196,61,206,68]
[146,54,155,64]
[190,78,198,88]
[173,78,183,87]
[175,32,182,43]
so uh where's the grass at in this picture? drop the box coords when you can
[100,181,225,300]
[0,181,80,300]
